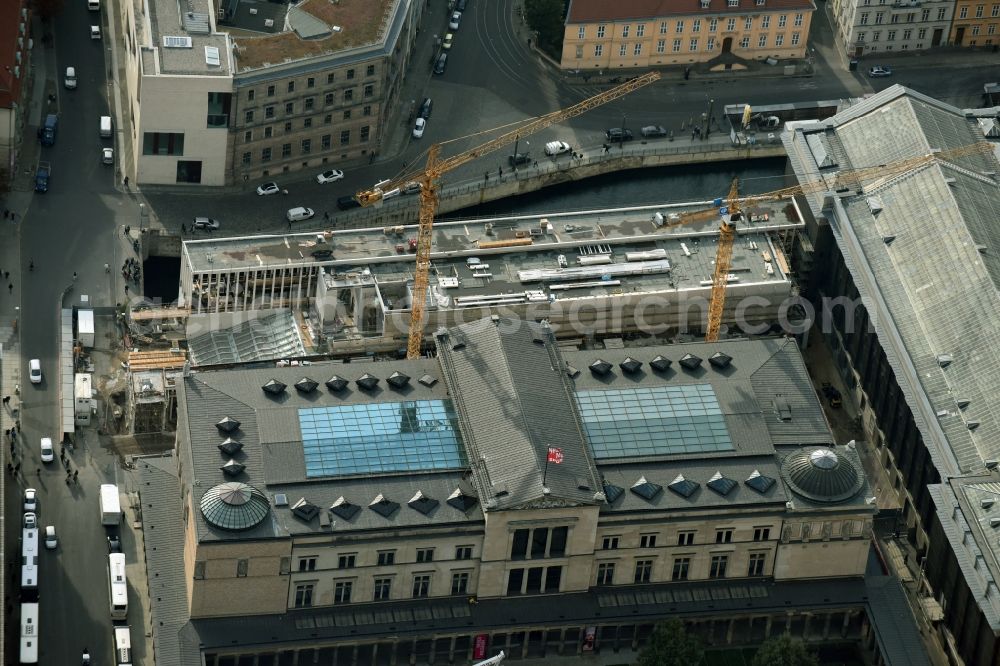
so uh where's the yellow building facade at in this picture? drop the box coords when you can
[949,0,1000,46]
[561,0,816,69]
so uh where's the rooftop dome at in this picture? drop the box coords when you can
[781,447,864,504]
[200,482,270,531]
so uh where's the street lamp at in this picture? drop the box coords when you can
[621,113,627,152]
[512,134,520,171]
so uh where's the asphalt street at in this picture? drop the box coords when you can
[5,0,137,663]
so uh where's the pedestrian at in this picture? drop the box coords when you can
[287,219,292,230]
[28,260,33,271]
[498,167,503,177]
[4,428,8,437]
[104,263,110,272]
[125,225,131,236]
[36,467,40,477]
[2,396,9,405]
[7,283,11,294]
[484,171,489,182]
[533,160,538,167]
[72,272,78,281]
[123,176,129,188]
[324,211,330,222]
[124,284,129,295]
[6,463,11,474]
[13,462,20,473]
[74,470,79,481]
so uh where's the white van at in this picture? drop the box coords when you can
[28,359,42,384]
[88,0,100,9]
[64,67,77,89]
[100,115,112,138]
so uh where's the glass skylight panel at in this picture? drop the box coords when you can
[576,385,733,458]
[299,400,465,477]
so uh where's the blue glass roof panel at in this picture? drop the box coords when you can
[576,384,733,459]
[299,400,466,477]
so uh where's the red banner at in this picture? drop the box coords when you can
[582,626,596,652]
[473,634,489,659]
[547,447,564,464]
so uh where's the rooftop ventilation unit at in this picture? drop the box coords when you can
[330,496,360,520]
[220,459,246,477]
[565,364,580,378]
[650,355,672,372]
[491,481,509,498]
[576,477,592,491]
[957,398,971,409]
[295,377,319,393]
[291,498,320,522]
[369,494,399,518]
[273,493,288,507]
[936,354,953,368]
[262,378,286,395]
[163,35,193,48]
[678,353,702,371]
[983,498,996,509]
[988,460,1000,470]
[355,373,379,391]
[218,438,243,455]
[882,235,896,245]
[709,351,732,369]
[589,359,613,376]
[264,18,274,27]
[326,375,349,392]
[387,371,411,389]
[418,374,438,387]
[773,397,792,421]
[216,416,240,433]
[620,357,642,374]
[408,491,439,515]
[204,45,221,67]
[968,421,981,431]
[866,196,883,215]
[991,518,1000,529]
[446,487,479,512]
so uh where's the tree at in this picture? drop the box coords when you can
[751,634,819,666]
[524,0,566,58]
[636,618,705,666]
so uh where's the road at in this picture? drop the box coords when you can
[4,0,140,663]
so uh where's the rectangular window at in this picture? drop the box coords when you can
[637,24,645,36]
[794,12,803,26]
[745,16,753,29]
[619,44,627,57]
[267,84,275,97]
[596,562,615,585]
[245,110,254,123]
[416,548,435,563]
[412,574,431,598]
[284,121,292,132]
[281,143,292,158]
[597,24,606,38]
[321,134,331,149]
[364,84,374,98]
[285,102,294,114]
[761,15,770,28]
[247,89,255,101]
[298,557,317,572]
[634,559,653,583]
[672,557,690,581]
[990,24,997,33]
[525,567,544,594]
[710,554,729,578]
[660,21,668,34]
[640,534,657,548]
[858,31,866,42]
[887,30,896,40]
[622,24,630,37]
[693,19,701,32]
[677,531,695,546]
[373,577,392,600]
[740,36,750,47]
[672,38,682,51]
[377,551,395,566]
[363,105,372,116]
[633,43,642,55]
[347,68,355,79]
[327,73,335,84]
[578,26,586,38]
[265,106,275,119]
[960,7,969,18]
[236,559,248,577]
[676,20,684,32]
[287,81,295,93]
[602,536,620,550]
[142,132,185,156]
[531,528,549,559]
[861,12,869,24]
[906,12,914,22]
[334,580,352,604]
[456,546,473,560]
[902,29,911,39]
[891,13,899,23]
[507,568,524,595]
[343,110,352,120]
[918,28,926,38]
[976,4,985,17]
[323,114,332,125]
[303,118,312,129]
[511,529,529,560]
[994,4,1000,16]
[873,30,881,41]
[242,151,251,165]
[753,527,771,542]
[656,39,666,53]
[716,529,734,544]
[690,38,699,50]
[778,14,787,26]
[545,566,562,592]
[451,572,470,595]
[337,554,356,569]
[305,97,315,110]
[709,18,718,32]
[775,33,784,45]
[728,0,738,5]
[307,77,315,88]
[937,8,946,19]
[972,24,981,34]
[756,0,765,4]
[340,130,350,145]
[707,37,716,49]
[261,147,271,162]
[594,44,604,56]
[244,130,252,142]
[727,17,736,30]
[748,553,767,576]
[344,89,354,101]
[920,8,929,20]
[325,92,334,105]
[294,583,314,607]
[550,526,568,557]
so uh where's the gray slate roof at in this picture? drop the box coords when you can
[436,319,603,511]
[566,336,833,457]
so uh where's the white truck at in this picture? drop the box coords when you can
[78,308,95,347]
[100,484,121,526]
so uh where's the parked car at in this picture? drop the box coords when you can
[23,513,37,529]
[40,437,54,463]
[316,169,344,184]
[24,488,37,513]
[337,195,361,210]
[544,141,571,156]
[102,147,114,165]
[256,181,281,196]
[434,53,448,75]
[90,25,101,39]
[641,125,668,138]
[868,65,892,77]
[508,152,531,166]
[820,382,843,408]
[286,207,315,222]
[605,128,634,143]
[419,97,433,119]
[29,358,42,384]
[64,67,77,89]
[412,117,426,139]
[44,525,57,550]
[107,534,122,553]
[402,181,422,195]
[449,11,462,30]
[442,33,453,50]
[457,0,467,10]
[192,217,221,231]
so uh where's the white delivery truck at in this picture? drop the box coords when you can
[100,484,121,526]
[78,308,95,347]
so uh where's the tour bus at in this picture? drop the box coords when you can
[20,602,39,664]
[113,624,133,666]
[108,553,128,620]
[21,527,39,591]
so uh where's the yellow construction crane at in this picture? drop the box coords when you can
[663,140,994,342]
[356,71,661,358]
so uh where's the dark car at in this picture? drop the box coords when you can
[337,195,361,211]
[605,128,634,143]
[419,97,433,120]
[508,152,531,166]
[641,125,667,138]
[107,534,122,553]
[433,53,448,75]
[457,0,467,9]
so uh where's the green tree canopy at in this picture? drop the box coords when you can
[636,618,705,666]
[751,634,819,666]
[524,0,567,57]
